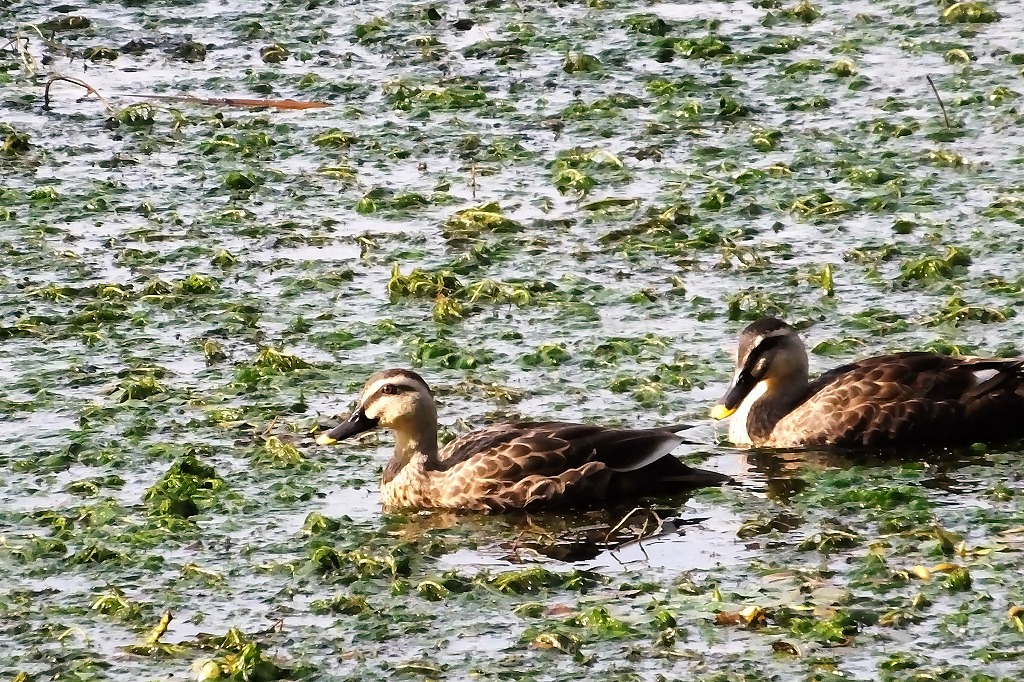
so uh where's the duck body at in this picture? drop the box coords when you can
[319,369,730,512]
[380,420,726,511]
[712,317,1024,449]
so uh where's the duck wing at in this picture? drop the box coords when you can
[773,352,1024,447]
[436,422,727,510]
[438,422,691,473]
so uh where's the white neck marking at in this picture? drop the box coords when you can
[728,380,771,446]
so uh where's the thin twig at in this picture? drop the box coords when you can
[43,75,114,114]
[605,506,644,544]
[634,514,654,562]
[112,92,329,110]
[8,32,37,75]
[0,35,27,52]
[926,75,950,130]
[18,23,47,41]
[607,507,663,559]
[13,24,57,75]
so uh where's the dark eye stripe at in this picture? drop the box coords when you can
[742,334,786,376]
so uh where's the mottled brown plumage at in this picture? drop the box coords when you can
[317,369,730,511]
[712,317,1024,448]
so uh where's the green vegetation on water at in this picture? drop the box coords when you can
[2,0,1023,680]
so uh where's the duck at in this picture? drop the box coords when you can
[710,317,1024,448]
[316,368,731,511]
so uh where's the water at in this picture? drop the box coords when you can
[2,0,1024,679]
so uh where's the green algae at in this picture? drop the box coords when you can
[3,0,1024,679]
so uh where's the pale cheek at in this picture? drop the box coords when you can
[377,400,408,425]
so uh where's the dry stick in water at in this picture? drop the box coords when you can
[607,506,661,563]
[4,34,36,75]
[114,93,329,110]
[926,75,951,129]
[5,25,51,75]
[0,35,28,53]
[43,78,328,113]
[43,75,114,114]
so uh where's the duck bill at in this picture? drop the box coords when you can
[710,374,755,420]
[316,408,379,445]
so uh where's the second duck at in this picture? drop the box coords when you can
[711,317,1024,448]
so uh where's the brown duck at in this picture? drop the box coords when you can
[711,317,1024,448]
[316,368,731,511]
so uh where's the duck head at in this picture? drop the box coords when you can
[711,317,809,420]
[316,368,436,445]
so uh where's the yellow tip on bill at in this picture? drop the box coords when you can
[316,433,337,446]
[710,404,736,420]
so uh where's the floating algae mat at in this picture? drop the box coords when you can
[2,0,1024,679]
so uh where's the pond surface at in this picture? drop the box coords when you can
[2,0,1023,680]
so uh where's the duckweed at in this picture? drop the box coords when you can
[3,0,1024,680]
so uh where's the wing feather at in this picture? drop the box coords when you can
[770,353,1024,446]
[428,420,726,509]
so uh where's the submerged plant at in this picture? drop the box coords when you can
[898,246,971,282]
[1,124,31,155]
[940,1,1000,24]
[144,452,225,519]
[562,53,602,74]
[441,202,524,244]
[388,264,461,300]
[251,347,311,371]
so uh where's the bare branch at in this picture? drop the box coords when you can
[926,75,951,130]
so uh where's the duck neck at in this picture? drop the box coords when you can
[383,410,440,484]
[745,365,810,444]
[731,361,809,446]
[759,380,806,422]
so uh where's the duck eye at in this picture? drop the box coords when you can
[382,384,397,395]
